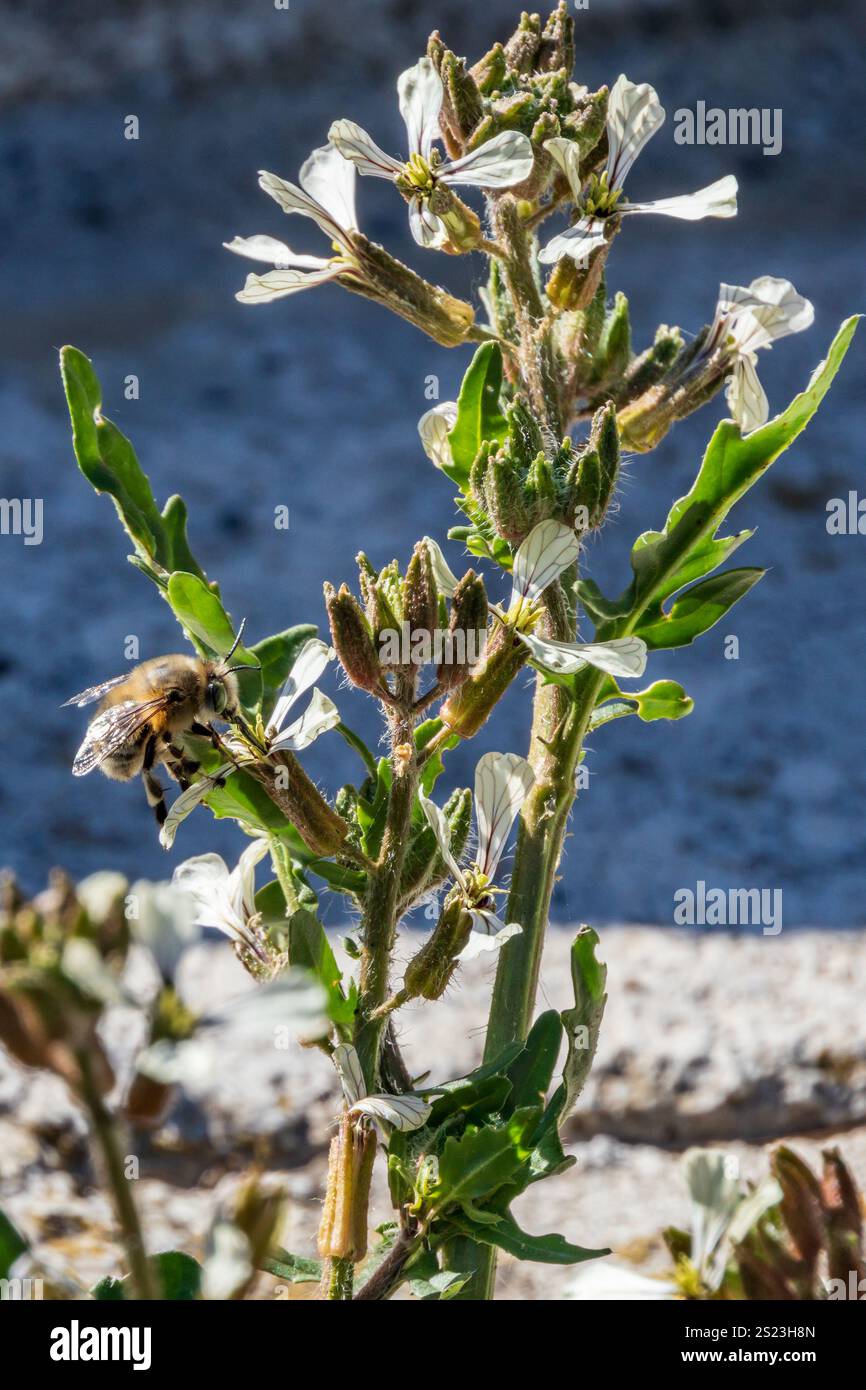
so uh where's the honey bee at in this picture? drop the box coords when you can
[64,627,256,827]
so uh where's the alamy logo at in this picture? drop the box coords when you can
[674,103,782,156]
[674,880,782,935]
[49,1320,152,1371]
[0,497,43,545]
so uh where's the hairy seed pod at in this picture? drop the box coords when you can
[324,582,382,694]
[403,897,474,1001]
[440,623,529,738]
[317,1112,377,1262]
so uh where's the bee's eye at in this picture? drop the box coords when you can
[207,680,227,714]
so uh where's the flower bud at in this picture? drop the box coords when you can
[317,1112,377,1262]
[324,581,383,695]
[470,42,508,95]
[438,571,488,692]
[537,2,575,75]
[347,235,474,347]
[504,11,542,74]
[441,50,484,144]
[440,623,529,739]
[403,896,473,1001]
[593,291,632,386]
[403,542,440,649]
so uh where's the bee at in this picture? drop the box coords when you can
[64,627,256,827]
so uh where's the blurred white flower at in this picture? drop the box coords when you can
[129,879,201,984]
[330,58,534,248]
[703,277,815,433]
[172,838,269,962]
[225,144,359,303]
[540,75,737,265]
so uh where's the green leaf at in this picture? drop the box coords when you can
[446,342,508,488]
[409,1268,471,1300]
[503,1010,563,1115]
[635,568,764,650]
[446,1210,608,1266]
[597,318,858,639]
[589,678,694,729]
[434,1109,537,1212]
[205,769,311,856]
[260,1249,322,1284]
[0,1209,28,1279]
[428,1073,513,1128]
[60,345,207,583]
[250,625,317,721]
[416,718,459,797]
[286,906,356,1027]
[356,758,391,861]
[548,927,607,1126]
[91,1251,202,1301]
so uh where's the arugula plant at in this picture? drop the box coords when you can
[24,4,857,1300]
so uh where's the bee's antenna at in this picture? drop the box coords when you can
[222,619,247,666]
[224,663,259,675]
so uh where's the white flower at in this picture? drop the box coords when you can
[225,144,359,303]
[332,1042,431,1136]
[509,519,648,680]
[172,838,269,961]
[265,638,338,752]
[129,879,201,984]
[703,276,815,433]
[329,57,534,248]
[420,750,534,957]
[418,401,458,471]
[540,74,737,265]
[159,767,232,850]
[422,534,461,598]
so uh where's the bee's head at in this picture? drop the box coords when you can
[203,667,240,719]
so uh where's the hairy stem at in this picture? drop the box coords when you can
[78,1051,159,1301]
[325,1256,355,1301]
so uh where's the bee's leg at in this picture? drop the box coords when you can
[141,736,168,826]
[163,742,200,792]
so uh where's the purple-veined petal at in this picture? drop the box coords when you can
[605,74,665,187]
[725,353,768,434]
[349,1094,432,1132]
[422,534,461,598]
[510,519,581,609]
[159,768,232,849]
[621,174,738,221]
[223,235,330,269]
[333,1042,366,1107]
[397,57,443,160]
[408,194,445,248]
[235,266,340,304]
[442,130,535,189]
[268,639,335,736]
[518,630,648,679]
[418,403,458,472]
[299,143,358,232]
[328,119,403,179]
[419,790,467,889]
[538,220,608,266]
[269,689,340,753]
[257,169,353,249]
[543,136,583,199]
[473,751,534,882]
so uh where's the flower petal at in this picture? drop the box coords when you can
[442,131,535,190]
[473,751,534,881]
[518,630,648,679]
[333,1041,366,1107]
[408,194,445,248]
[223,235,329,269]
[230,836,269,924]
[160,770,231,849]
[605,74,665,187]
[422,533,461,598]
[328,118,403,179]
[258,169,352,249]
[725,353,768,434]
[397,57,443,160]
[235,267,340,304]
[172,851,231,924]
[419,790,466,888]
[621,174,738,221]
[538,220,608,266]
[349,1094,432,1133]
[299,143,358,232]
[722,276,814,355]
[459,919,522,960]
[269,689,340,752]
[268,638,335,735]
[418,403,458,472]
[543,136,583,200]
[510,519,581,609]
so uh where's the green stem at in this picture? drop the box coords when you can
[326,1256,355,1300]
[78,1051,159,1301]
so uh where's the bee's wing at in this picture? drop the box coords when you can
[72,697,170,776]
[62,674,130,708]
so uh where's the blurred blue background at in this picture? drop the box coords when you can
[0,0,863,926]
